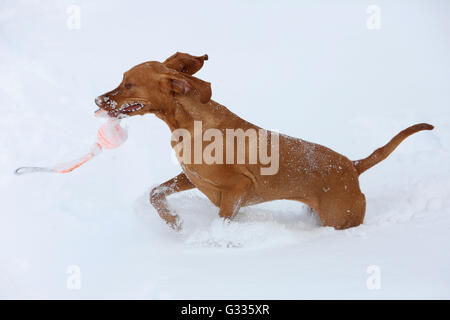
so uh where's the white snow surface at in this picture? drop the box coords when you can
[1,0,449,299]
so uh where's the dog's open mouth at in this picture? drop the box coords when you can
[107,102,144,118]
[119,102,144,113]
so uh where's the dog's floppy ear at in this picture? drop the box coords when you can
[163,74,211,104]
[163,52,208,75]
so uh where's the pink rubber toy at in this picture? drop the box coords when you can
[15,109,127,175]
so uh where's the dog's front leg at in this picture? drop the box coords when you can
[218,176,251,220]
[150,172,195,230]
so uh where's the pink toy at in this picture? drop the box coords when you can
[15,109,127,175]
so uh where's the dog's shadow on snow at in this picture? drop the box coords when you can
[133,189,333,249]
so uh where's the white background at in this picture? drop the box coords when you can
[1,0,449,298]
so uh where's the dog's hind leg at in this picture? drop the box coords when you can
[150,172,195,230]
[317,192,366,230]
[218,176,252,220]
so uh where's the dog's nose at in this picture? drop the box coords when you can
[95,96,104,107]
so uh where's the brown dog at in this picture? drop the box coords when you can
[95,52,433,230]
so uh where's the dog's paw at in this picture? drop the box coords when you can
[166,214,183,232]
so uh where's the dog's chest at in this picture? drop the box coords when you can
[180,164,222,189]
[180,164,223,206]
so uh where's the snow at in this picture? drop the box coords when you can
[1,0,450,299]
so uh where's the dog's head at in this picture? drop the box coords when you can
[95,52,211,118]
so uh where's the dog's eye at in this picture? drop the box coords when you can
[125,83,132,89]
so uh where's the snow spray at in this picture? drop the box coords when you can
[14,109,128,175]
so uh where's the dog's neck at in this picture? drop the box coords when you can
[154,97,234,132]
[150,96,259,137]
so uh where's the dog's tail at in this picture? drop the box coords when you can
[352,123,434,175]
